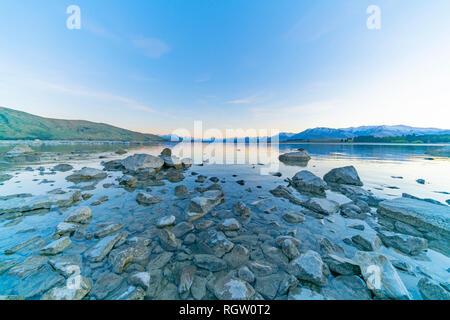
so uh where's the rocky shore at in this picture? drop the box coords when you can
[0,147,449,300]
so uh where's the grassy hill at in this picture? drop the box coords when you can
[0,106,164,141]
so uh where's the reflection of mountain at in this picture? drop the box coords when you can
[276,125,450,141]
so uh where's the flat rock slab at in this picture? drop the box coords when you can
[378,197,450,237]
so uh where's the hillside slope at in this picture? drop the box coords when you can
[0,107,164,141]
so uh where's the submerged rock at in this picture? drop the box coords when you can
[85,233,125,262]
[38,237,72,255]
[323,254,360,276]
[282,211,305,224]
[3,145,40,163]
[418,278,450,300]
[193,254,227,272]
[136,192,162,206]
[66,167,107,182]
[52,164,73,172]
[324,166,363,186]
[64,206,92,224]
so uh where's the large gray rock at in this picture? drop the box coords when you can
[279,150,311,163]
[38,237,72,255]
[187,190,225,221]
[85,233,125,262]
[288,250,327,286]
[52,164,73,172]
[66,167,107,182]
[193,254,227,272]
[255,274,283,299]
[121,154,164,172]
[64,206,92,224]
[159,155,183,169]
[324,166,363,186]
[354,251,412,300]
[378,230,427,256]
[8,256,47,277]
[304,198,339,216]
[15,265,65,298]
[136,192,162,206]
[323,254,361,275]
[198,230,234,257]
[351,233,382,252]
[223,245,250,268]
[378,197,450,238]
[214,276,256,300]
[291,170,328,196]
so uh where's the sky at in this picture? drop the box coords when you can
[0,0,449,137]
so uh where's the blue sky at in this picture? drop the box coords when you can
[0,0,449,136]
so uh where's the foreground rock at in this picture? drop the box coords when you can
[214,275,256,300]
[85,233,125,262]
[52,164,73,172]
[187,190,225,221]
[66,167,107,183]
[288,250,327,286]
[291,170,328,196]
[378,230,427,256]
[418,278,450,300]
[355,251,412,300]
[304,198,339,216]
[38,237,72,255]
[324,166,363,186]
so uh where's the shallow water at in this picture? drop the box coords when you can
[0,142,449,300]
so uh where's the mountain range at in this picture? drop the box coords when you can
[0,106,163,141]
[276,125,450,141]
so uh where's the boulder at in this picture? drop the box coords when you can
[291,170,328,196]
[157,215,176,228]
[351,233,382,252]
[193,254,227,272]
[282,211,305,224]
[214,276,256,300]
[85,233,125,262]
[288,250,327,286]
[304,198,339,216]
[64,206,92,224]
[38,237,72,255]
[323,254,360,275]
[218,218,241,231]
[354,251,412,300]
[279,150,311,163]
[233,201,251,218]
[136,192,162,206]
[187,190,225,221]
[121,154,164,172]
[198,230,234,257]
[52,164,73,172]
[324,166,363,186]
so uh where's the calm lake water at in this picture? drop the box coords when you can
[2,142,448,204]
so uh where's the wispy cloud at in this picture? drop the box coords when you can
[132,36,171,59]
[38,81,156,113]
[227,93,272,105]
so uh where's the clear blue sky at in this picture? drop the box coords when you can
[1,0,449,136]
